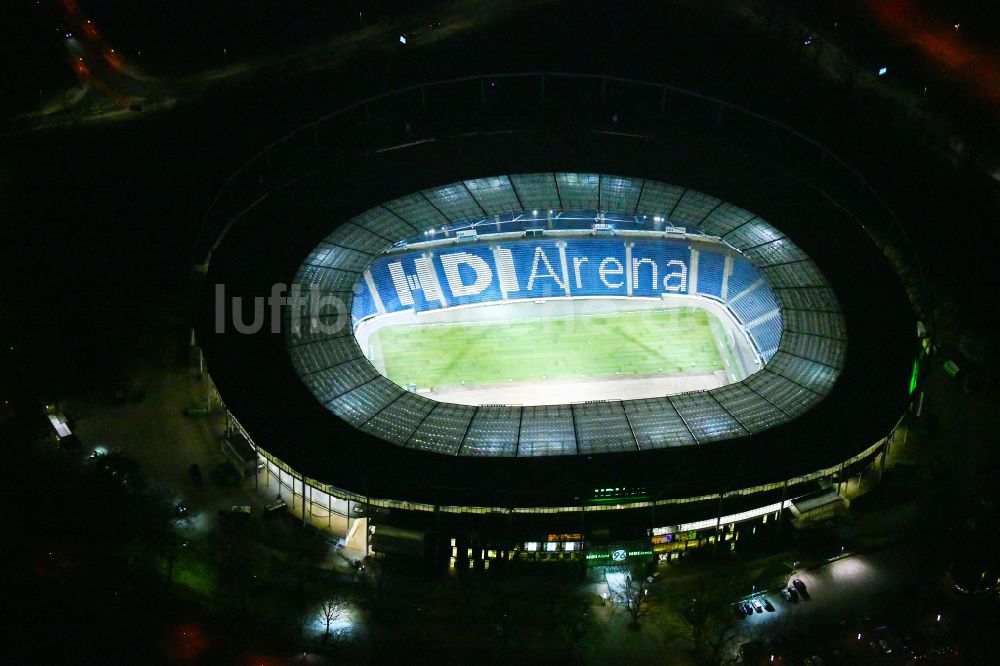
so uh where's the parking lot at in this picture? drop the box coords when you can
[729,542,960,661]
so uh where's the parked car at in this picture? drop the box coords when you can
[752,600,764,613]
[763,598,775,612]
[786,586,799,600]
[217,504,248,517]
[781,588,793,601]
[792,578,807,593]
[742,602,754,615]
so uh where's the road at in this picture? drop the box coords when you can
[13,0,551,133]
[860,0,1000,108]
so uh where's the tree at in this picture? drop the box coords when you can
[138,501,190,588]
[317,596,347,643]
[607,565,651,628]
[680,591,741,665]
[658,562,745,665]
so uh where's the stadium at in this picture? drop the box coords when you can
[197,74,926,559]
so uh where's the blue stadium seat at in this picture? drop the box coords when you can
[563,240,628,296]
[630,239,691,297]
[431,244,503,306]
[354,236,781,362]
[367,253,447,314]
[696,251,725,299]
[350,279,377,324]
[727,258,759,298]
[368,259,402,312]
[729,283,780,325]
[748,317,782,360]
[497,239,567,300]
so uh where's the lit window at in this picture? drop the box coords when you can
[546,542,557,552]
[526,542,538,552]
[564,542,576,552]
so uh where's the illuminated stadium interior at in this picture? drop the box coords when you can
[352,229,767,405]
[285,173,847,457]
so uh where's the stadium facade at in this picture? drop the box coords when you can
[197,74,927,562]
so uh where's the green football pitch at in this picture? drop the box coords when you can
[367,307,726,389]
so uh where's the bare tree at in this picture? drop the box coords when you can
[318,596,347,643]
[139,502,189,588]
[607,565,651,628]
[658,563,746,665]
[682,592,741,665]
[160,533,187,587]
